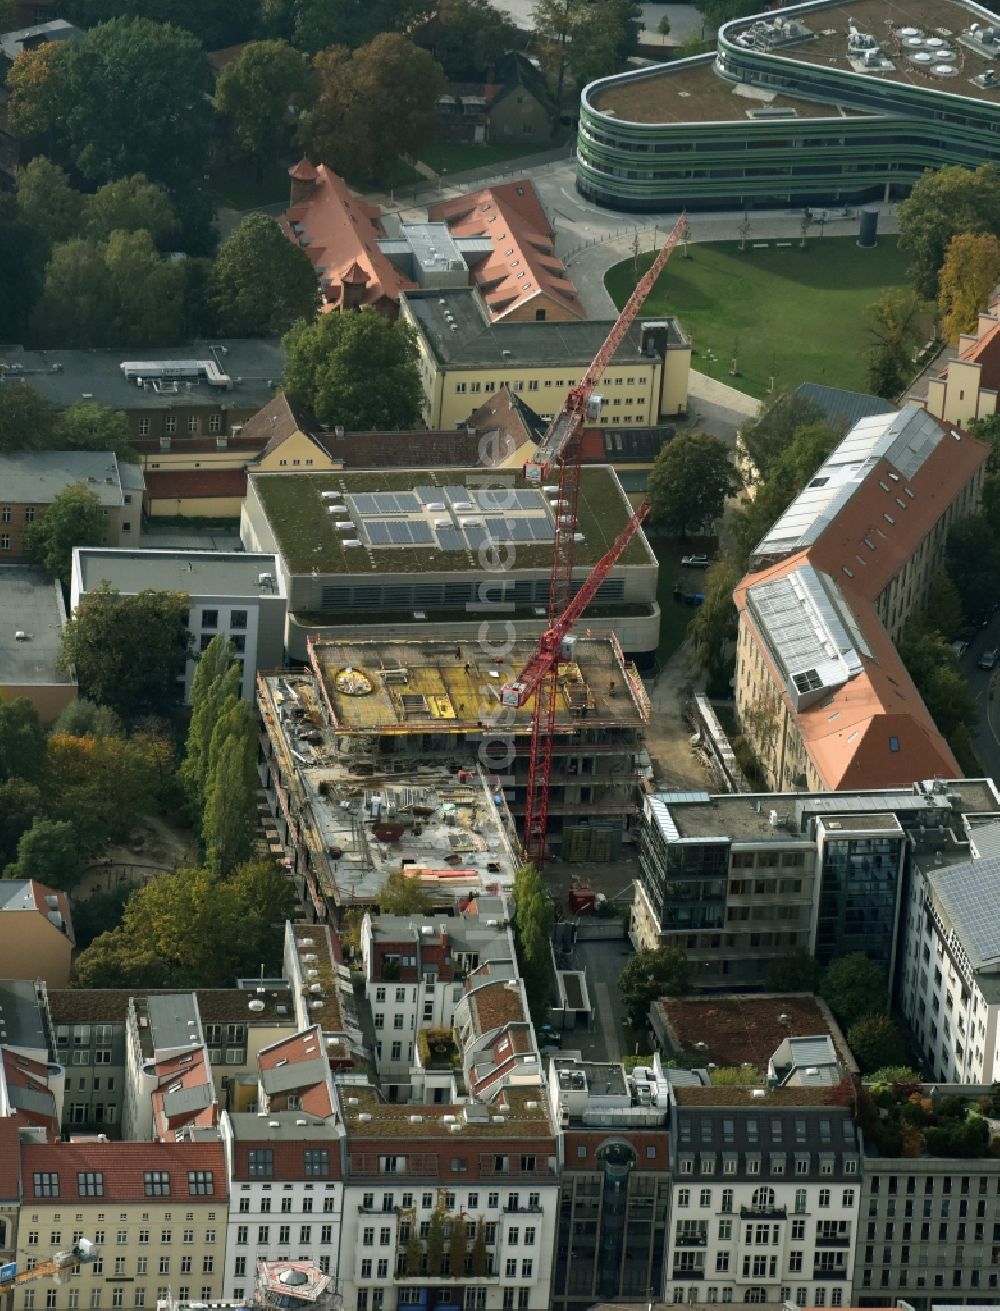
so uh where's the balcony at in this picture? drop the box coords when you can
[671,1269,705,1281]
[740,1206,787,1220]
[675,1234,708,1247]
[815,1235,851,1247]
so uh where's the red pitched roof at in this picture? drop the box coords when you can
[20,1140,227,1202]
[143,469,248,501]
[428,180,583,323]
[281,164,414,314]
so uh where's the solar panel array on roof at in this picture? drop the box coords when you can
[475,488,546,513]
[435,526,465,552]
[929,855,1000,970]
[365,519,434,546]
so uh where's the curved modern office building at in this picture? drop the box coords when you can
[577,0,1000,210]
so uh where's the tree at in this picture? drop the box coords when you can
[5,818,82,890]
[470,1225,488,1278]
[764,951,819,993]
[864,289,922,401]
[405,1229,423,1276]
[0,698,46,784]
[425,1210,446,1278]
[657,14,671,35]
[85,174,180,247]
[60,585,192,720]
[688,555,741,696]
[647,432,740,537]
[448,1215,468,1278]
[71,859,294,988]
[0,779,43,869]
[65,0,257,51]
[282,309,423,429]
[847,1014,908,1075]
[299,35,445,184]
[512,862,555,1020]
[898,620,977,741]
[433,0,519,79]
[53,699,124,739]
[180,635,241,816]
[898,164,1000,299]
[532,0,639,112]
[216,40,313,179]
[4,42,67,141]
[379,869,434,916]
[32,229,187,348]
[53,18,214,195]
[938,232,1000,343]
[819,953,888,1028]
[44,730,166,857]
[15,157,83,254]
[0,382,56,454]
[24,482,107,580]
[0,197,40,341]
[202,701,259,876]
[53,404,135,459]
[618,947,690,1026]
[921,570,963,641]
[210,214,319,337]
[946,514,1000,624]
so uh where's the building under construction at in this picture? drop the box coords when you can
[257,634,650,914]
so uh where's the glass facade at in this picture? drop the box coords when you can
[816,835,903,969]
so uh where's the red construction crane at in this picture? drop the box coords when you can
[503,214,687,870]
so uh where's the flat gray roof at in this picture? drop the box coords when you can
[0,979,50,1052]
[0,450,125,506]
[0,339,282,412]
[0,19,81,63]
[404,287,687,368]
[0,566,73,687]
[146,993,203,1052]
[75,549,283,599]
[228,1112,339,1141]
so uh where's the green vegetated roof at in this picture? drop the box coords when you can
[252,466,653,575]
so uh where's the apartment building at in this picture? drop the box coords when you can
[70,549,286,702]
[0,451,142,563]
[0,567,77,725]
[631,780,1000,985]
[0,881,74,987]
[335,1083,560,1311]
[48,986,297,1137]
[917,290,1000,428]
[360,899,515,1101]
[240,464,661,665]
[898,825,1000,1084]
[401,287,690,430]
[220,1029,345,1302]
[855,1094,1000,1309]
[663,1032,860,1308]
[9,1140,227,1311]
[734,406,988,792]
[548,1054,672,1311]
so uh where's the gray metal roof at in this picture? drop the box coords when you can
[0,979,50,1053]
[75,548,283,599]
[0,339,282,412]
[794,381,895,431]
[753,404,944,561]
[927,856,1000,971]
[260,1056,329,1094]
[968,819,1000,861]
[745,562,866,709]
[146,994,202,1052]
[0,567,74,687]
[0,19,81,63]
[403,287,686,368]
[0,450,126,506]
[162,1084,212,1117]
[228,1111,339,1140]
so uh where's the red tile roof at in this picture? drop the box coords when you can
[281,163,414,314]
[956,316,1000,393]
[428,180,583,323]
[143,469,248,501]
[21,1140,227,1202]
[2,1050,60,1135]
[0,1118,22,1200]
[150,1048,217,1141]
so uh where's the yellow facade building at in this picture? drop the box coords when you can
[401,288,691,431]
[13,1141,227,1311]
[920,305,1000,428]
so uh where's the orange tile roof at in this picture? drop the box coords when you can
[2,1049,60,1134]
[428,180,583,323]
[150,1048,217,1140]
[957,315,1000,393]
[281,162,414,314]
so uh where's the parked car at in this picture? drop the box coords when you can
[950,639,970,658]
[979,648,999,671]
[539,1024,562,1048]
[681,553,710,568]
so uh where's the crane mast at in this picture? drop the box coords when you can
[506,214,687,869]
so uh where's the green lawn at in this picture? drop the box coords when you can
[606,236,919,399]
[419,132,567,177]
